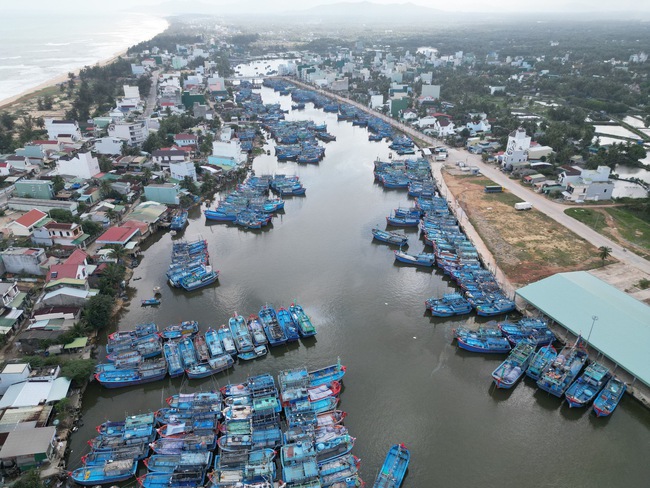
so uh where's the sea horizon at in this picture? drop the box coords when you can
[0,11,168,106]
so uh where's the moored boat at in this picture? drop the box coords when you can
[163,341,184,378]
[593,376,627,417]
[277,307,300,342]
[525,345,558,381]
[70,459,138,486]
[372,443,410,488]
[394,250,435,267]
[144,451,212,473]
[238,345,268,361]
[289,303,317,337]
[218,325,238,356]
[229,313,255,353]
[247,314,269,345]
[456,335,511,354]
[491,339,536,389]
[259,304,288,346]
[537,338,589,397]
[309,359,346,387]
[205,327,226,357]
[371,227,408,246]
[186,354,235,379]
[565,362,611,408]
[160,321,199,341]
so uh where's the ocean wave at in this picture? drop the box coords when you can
[45,42,71,46]
[0,55,22,60]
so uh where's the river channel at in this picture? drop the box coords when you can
[68,82,650,487]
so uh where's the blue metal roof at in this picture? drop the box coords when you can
[517,271,650,386]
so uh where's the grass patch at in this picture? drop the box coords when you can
[605,207,650,250]
[564,208,608,233]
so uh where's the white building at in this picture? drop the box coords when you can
[420,84,441,99]
[370,95,384,109]
[169,161,197,182]
[56,152,100,179]
[116,85,143,113]
[108,120,148,145]
[502,128,531,168]
[94,136,125,155]
[562,166,614,202]
[45,119,81,141]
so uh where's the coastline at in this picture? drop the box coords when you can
[0,19,169,111]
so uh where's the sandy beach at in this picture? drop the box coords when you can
[0,48,132,111]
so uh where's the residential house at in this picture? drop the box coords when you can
[434,117,456,137]
[501,128,531,169]
[0,248,48,276]
[4,155,28,171]
[116,85,143,113]
[152,148,187,168]
[4,210,49,237]
[562,166,614,202]
[173,133,198,148]
[56,152,101,179]
[128,201,168,230]
[94,136,125,155]
[209,140,246,170]
[369,95,384,109]
[108,120,148,145]
[0,162,12,176]
[557,165,582,187]
[77,186,101,205]
[14,180,54,200]
[144,183,181,205]
[45,119,81,141]
[32,221,88,248]
[170,160,197,182]
[0,363,31,395]
[420,84,441,99]
[95,226,140,246]
[527,144,554,160]
[0,282,20,309]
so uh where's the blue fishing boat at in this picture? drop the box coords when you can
[144,451,212,473]
[70,459,138,486]
[319,454,361,487]
[386,213,419,227]
[218,324,238,356]
[150,433,217,454]
[475,298,516,316]
[565,362,611,408]
[180,267,219,291]
[95,359,167,388]
[154,409,219,427]
[81,444,149,465]
[160,321,199,341]
[137,470,206,488]
[289,303,317,337]
[229,313,255,353]
[292,103,305,110]
[309,359,346,387]
[491,339,536,389]
[204,208,238,221]
[373,443,410,488]
[593,376,627,417]
[371,227,408,246]
[170,210,188,231]
[166,391,222,410]
[163,342,184,378]
[456,335,511,354]
[259,304,288,346]
[186,354,235,379]
[537,338,589,397]
[425,293,472,317]
[525,345,558,381]
[177,337,198,369]
[238,345,268,361]
[247,314,269,345]
[394,250,435,266]
[103,349,142,367]
[277,307,301,342]
[109,322,158,342]
[205,327,226,357]
[316,434,355,464]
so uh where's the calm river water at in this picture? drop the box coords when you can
[68,85,650,487]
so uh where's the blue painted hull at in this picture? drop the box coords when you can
[593,377,627,417]
[373,444,410,488]
[456,337,511,354]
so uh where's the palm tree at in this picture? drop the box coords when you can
[598,246,612,264]
[105,208,119,224]
[107,246,128,265]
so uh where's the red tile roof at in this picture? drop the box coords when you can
[121,220,149,234]
[14,209,47,229]
[65,249,88,265]
[96,226,139,244]
[46,264,83,282]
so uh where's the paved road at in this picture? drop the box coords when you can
[285,77,650,276]
[144,70,160,117]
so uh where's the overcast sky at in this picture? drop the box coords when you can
[12,0,649,14]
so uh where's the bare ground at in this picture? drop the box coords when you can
[443,169,607,286]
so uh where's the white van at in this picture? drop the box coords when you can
[514,202,533,211]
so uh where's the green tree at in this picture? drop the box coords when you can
[142,132,162,154]
[84,294,114,330]
[180,175,199,195]
[81,219,103,237]
[52,175,65,193]
[99,179,113,199]
[99,263,126,296]
[598,246,612,264]
[0,112,15,131]
[60,359,96,384]
[12,469,44,488]
[48,208,77,223]
[107,245,128,265]
[200,133,214,155]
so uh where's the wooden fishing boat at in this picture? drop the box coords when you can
[565,362,611,408]
[309,359,346,387]
[160,321,199,341]
[371,227,408,246]
[193,334,210,362]
[238,345,268,361]
[186,354,235,379]
[163,341,184,378]
[229,313,255,353]
[70,459,138,486]
[277,307,301,342]
[394,250,435,267]
[593,376,627,417]
[218,324,238,356]
[525,345,558,380]
[144,451,212,473]
[177,337,198,369]
[456,335,511,354]
[205,327,226,357]
[537,338,589,397]
[491,339,536,389]
[289,303,317,337]
[141,298,161,306]
[247,315,269,345]
[259,304,288,346]
[373,443,410,488]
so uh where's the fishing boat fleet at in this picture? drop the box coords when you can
[204,173,293,230]
[370,157,516,317]
[167,239,219,291]
[77,360,366,487]
[453,322,626,415]
[169,209,189,232]
[95,303,317,388]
